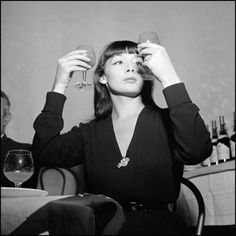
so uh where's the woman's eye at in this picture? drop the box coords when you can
[113,60,123,65]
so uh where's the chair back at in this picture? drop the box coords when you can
[37,167,79,195]
[173,177,205,235]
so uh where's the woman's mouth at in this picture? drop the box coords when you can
[124,77,137,83]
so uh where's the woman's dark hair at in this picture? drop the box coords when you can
[93,40,158,121]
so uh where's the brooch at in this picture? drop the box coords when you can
[117,156,130,168]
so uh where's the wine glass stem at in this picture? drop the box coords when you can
[82,71,87,83]
[15,182,22,188]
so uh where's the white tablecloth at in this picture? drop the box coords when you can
[2,161,235,234]
[179,160,235,226]
[1,195,70,235]
[1,193,125,235]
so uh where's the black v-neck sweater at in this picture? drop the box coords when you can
[32,83,212,205]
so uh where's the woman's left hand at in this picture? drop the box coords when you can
[138,42,181,88]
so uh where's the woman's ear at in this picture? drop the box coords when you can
[99,76,107,84]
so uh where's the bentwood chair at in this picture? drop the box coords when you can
[37,166,80,195]
[37,167,205,235]
[171,177,205,236]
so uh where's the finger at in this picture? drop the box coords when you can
[142,59,152,68]
[138,43,161,54]
[70,65,88,72]
[65,60,92,70]
[61,50,86,59]
[61,51,91,63]
[64,49,87,57]
[138,48,153,56]
[69,66,87,78]
[63,53,91,62]
[138,42,160,48]
[144,55,152,62]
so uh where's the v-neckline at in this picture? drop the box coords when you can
[109,106,146,159]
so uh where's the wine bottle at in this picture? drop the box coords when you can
[210,120,219,165]
[230,111,235,160]
[202,125,211,167]
[217,116,231,163]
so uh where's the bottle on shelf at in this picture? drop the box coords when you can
[217,116,231,163]
[210,120,219,165]
[202,124,211,167]
[230,111,235,160]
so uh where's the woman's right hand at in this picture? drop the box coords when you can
[52,49,92,94]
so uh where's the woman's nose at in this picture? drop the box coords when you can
[125,65,135,73]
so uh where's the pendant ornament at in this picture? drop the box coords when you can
[117,156,130,168]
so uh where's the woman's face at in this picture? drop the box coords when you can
[101,53,144,97]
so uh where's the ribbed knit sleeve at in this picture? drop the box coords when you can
[32,92,85,167]
[163,83,191,108]
[163,83,212,164]
[43,92,66,116]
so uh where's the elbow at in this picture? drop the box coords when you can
[192,141,213,164]
[179,138,213,165]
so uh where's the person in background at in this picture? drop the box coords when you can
[32,40,212,234]
[1,90,38,188]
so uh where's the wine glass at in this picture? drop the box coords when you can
[138,31,160,44]
[73,44,96,91]
[3,149,34,188]
[138,31,160,81]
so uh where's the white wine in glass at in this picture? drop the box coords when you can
[138,31,160,80]
[3,149,34,188]
[74,44,96,91]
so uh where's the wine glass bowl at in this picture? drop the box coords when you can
[76,45,96,67]
[74,44,96,90]
[138,31,160,81]
[138,31,160,44]
[3,149,34,188]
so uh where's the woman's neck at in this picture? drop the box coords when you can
[111,95,144,120]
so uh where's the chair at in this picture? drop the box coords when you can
[37,167,205,235]
[171,177,205,236]
[34,166,124,235]
[37,167,80,195]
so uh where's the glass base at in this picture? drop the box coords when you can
[74,82,93,90]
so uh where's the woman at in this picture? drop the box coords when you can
[32,40,212,234]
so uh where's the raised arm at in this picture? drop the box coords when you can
[32,49,92,167]
[32,92,86,167]
[138,42,212,164]
[163,83,212,164]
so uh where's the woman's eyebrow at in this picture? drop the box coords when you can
[113,53,123,57]
[109,54,123,61]
[111,52,140,60]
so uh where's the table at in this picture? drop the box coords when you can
[1,193,125,235]
[1,195,66,235]
[178,160,235,227]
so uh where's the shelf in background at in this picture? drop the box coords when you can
[184,160,235,179]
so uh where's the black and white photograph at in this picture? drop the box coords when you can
[1,1,235,235]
